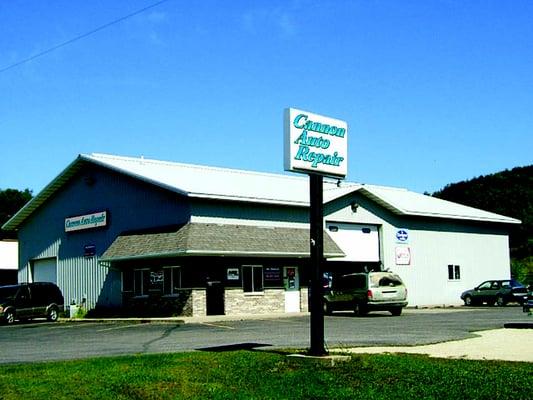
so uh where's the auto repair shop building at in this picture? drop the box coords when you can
[2,153,520,316]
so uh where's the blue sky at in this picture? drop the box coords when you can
[1,0,532,195]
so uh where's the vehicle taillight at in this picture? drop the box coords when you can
[367,290,373,300]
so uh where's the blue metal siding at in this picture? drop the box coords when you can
[18,164,191,309]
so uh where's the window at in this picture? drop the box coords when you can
[478,281,492,290]
[134,269,150,296]
[122,270,134,292]
[242,265,263,293]
[448,265,461,280]
[164,267,181,295]
[150,270,164,292]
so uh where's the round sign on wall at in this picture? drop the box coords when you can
[396,229,409,242]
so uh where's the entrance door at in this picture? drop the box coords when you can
[206,280,225,315]
[284,267,300,313]
[32,258,57,283]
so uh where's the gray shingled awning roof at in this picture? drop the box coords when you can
[101,222,345,262]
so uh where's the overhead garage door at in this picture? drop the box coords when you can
[32,258,57,283]
[326,222,380,262]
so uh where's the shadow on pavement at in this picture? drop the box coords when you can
[196,342,273,352]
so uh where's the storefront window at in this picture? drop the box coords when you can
[134,269,150,296]
[150,270,164,292]
[242,265,263,293]
[122,270,134,292]
[163,267,181,295]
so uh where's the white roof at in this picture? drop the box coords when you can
[358,185,521,224]
[86,153,312,206]
[2,153,520,230]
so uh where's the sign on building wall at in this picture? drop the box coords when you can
[395,247,411,265]
[65,211,107,232]
[395,228,409,244]
[284,108,348,178]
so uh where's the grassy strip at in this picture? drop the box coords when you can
[0,351,531,399]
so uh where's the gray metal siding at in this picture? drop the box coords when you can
[325,192,513,306]
[18,164,191,309]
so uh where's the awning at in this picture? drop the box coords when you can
[101,222,345,262]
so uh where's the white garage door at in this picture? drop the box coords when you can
[326,222,380,262]
[32,258,57,283]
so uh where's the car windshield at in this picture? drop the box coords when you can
[0,286,19,301]
[509,279,525,288]
[369,273,403,288]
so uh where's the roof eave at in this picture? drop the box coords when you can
[188,193,308,207]
[401,211,522,224]
[101,249,345,263]
[2,155,87,231]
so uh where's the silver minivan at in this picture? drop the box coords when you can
[323,271,408,316]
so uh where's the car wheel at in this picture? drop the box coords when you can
[354,304,368,317]
[496,295,506,307]
[47,306,59,322]
[4,310,15,325]
[323,301,332,315]
[390,307,402,316]
[464,295,473,306]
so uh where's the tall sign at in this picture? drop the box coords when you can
[284,108,348,178]
[284,108,348,356]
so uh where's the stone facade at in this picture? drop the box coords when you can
[225,288,285,315]
[192,289,207,316]
[299,287,309,312]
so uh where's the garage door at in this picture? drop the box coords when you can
[326,222,380,262]
[32,258,57,283]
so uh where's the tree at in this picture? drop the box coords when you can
[0,188,33,239]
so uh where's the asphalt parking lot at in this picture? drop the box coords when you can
[0,307,530,364]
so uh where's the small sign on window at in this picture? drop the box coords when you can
[227,268,240,281]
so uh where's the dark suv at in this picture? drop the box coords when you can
[461,279,528,306]
[0,282,64,324]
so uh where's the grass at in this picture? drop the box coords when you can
[0,351,531,399]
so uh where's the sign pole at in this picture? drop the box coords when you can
[284,107,347,357]
[309,173,327,356]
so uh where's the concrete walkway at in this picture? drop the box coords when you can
[337,328,533,362]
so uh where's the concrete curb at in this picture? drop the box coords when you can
[63,312,309,324]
